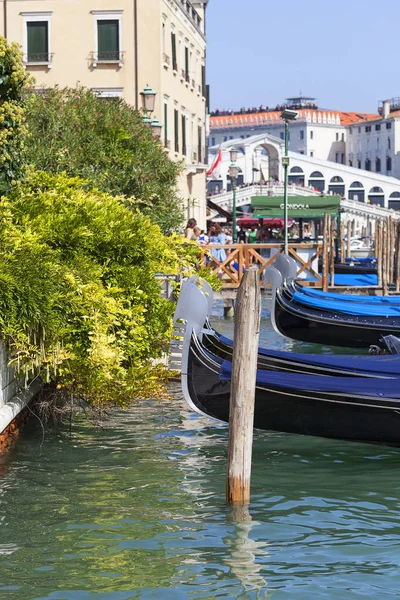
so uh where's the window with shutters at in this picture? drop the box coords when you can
[181,115,186,155]
[22,12,52,66]
[91,11,123,67]
[171,32,177,71]
[174,109,179,153]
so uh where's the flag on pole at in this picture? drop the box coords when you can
[207,146,222,176]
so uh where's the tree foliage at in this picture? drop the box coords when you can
[0,170,197,408]
[0,38,31,194]
[24,86,184,233]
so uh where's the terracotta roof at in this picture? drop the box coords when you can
[209,110,380,130]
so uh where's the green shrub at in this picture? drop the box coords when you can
[0,38,31,193]
[25,86,184,233]
[1,170,196,408]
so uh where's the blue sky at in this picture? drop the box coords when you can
[206,0,398,114]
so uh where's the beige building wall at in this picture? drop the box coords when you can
[0,0,207,228]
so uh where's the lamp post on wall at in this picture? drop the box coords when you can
[140,85,163,138]
[229,148,239,243]
[280,109,299,254]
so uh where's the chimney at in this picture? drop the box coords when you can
[383,100,390,119]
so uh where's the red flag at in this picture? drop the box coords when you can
[207,146,222,176]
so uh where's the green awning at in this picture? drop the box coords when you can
[251,195,341,218]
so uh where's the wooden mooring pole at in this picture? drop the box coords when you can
[226,265,261,506]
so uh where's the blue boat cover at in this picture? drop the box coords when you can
[298,287,400,304]
[219,360,400,399]
[292,290,400,317]
[305,274,378,286]
[217,334,400,376]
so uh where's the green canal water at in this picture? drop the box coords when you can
[1,304,400,599]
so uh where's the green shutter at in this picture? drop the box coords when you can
[171,33,177,69]
[27,22,48,62]
[181,115,186,155]
[164,103,168,147]
[185,47,189,79]
[98,20,119,60]
[174,109,179,153]
[198,126,202,163]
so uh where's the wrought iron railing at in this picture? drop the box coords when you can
[25,52,53,64]
[90,51,125,67]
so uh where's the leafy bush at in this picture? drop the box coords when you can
[25,86,184,233]
[1,170,196,408]
[0,38,31,193]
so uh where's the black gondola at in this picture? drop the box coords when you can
[174,278,400,446]
[267,258,400,348]
[186,327,400,447]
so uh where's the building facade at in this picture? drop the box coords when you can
[209,97,377,165]
[207,134,400,211]
[0,0,208,227]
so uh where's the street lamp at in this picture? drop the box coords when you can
[280,108,299,254]
[150,117,162,139]
[229,148,239,243]
[140,84,156,113]
[140,86,163,138]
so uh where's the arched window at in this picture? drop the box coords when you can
[330,175,344,183]
[390,192,400,198]
[310,171,323,177]
[368,186,385,207]
[348,181,365,202]
[289,166,304,174]
[349,181,364,188]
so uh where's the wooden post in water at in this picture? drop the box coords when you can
[395,221,400,293]
[346,221,351,260]
[376,220,382,289]
[329,216,335,288]
[322,213,330,292]
[382,220,388,296]
[340,222,345,264]
[226,265,261,506]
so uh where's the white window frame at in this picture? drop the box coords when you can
[92,88,123,98]
[21,12,52,68]
[91,10,123,67]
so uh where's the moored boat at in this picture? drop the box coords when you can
[174,278,400,446]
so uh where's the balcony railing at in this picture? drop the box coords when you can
[163,53,170,66]
[24,52,53,66]
[90,51,124,68]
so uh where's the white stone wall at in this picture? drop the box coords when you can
[0,345,40,435]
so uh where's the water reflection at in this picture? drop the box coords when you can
[0,385,399,598]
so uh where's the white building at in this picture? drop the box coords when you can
[209,96,377,163]
[209,96,400,207]
[207,134,400,210]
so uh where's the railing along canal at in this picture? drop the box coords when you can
[200,243,323,288]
